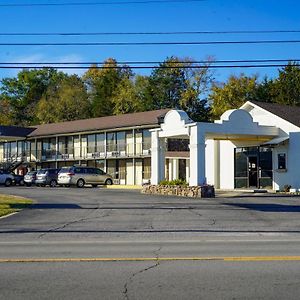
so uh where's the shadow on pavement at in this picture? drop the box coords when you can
[224,203,300,212]
[10,203,82,209]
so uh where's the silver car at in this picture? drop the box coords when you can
[57,166,113,188]
[0,170,15,187]
[24,171,37,187]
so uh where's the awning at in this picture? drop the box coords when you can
[262,136,289,146]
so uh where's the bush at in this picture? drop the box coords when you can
[159,179,188,186]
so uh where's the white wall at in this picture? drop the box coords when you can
[219,140,235,189]
[205,139,215,186]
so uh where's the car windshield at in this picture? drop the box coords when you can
[27,171,36,175]
[37,169,47,175]
[59,168,72,173]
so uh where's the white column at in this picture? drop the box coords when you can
[151,130,165,185]
[189,125,206,186]
[172,158,179,180]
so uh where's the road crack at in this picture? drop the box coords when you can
[123,246,162,300]
[37,205,109,239]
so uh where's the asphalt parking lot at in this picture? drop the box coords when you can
[1,185,300,241]
[2,186,300,299]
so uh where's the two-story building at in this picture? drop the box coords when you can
[2,101,300,191]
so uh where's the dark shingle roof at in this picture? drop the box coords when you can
[249,101,300,128]
[28,109,170,137]
[0,125,35,138]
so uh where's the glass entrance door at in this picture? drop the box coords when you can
[248,156,258,187]
[234,147,273,189]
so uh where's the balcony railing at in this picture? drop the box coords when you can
[0,142,152,163]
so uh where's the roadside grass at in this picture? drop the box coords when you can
[0,194,32,218]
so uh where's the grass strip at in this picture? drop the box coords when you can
[0,194,32,218]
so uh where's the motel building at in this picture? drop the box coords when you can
[1,100,300,191]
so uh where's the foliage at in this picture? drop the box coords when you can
[2,59,300,127]
[83,58,134,117]
[209,74,261,119]
[159,179,188,186]
[0,68,66,125]
[271,62,300,106]
[36,75,90,123]
[147,56,213,121]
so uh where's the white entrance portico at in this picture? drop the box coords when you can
[151,109,279,188]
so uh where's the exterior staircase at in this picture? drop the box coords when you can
[0,154,24,172]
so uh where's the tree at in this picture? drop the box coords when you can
[271,62,300,106]
[0,68,66,125]
[147,56,213,121]
[148,56,187,109]
[36,75,90,123]
[83,58,133,117]
[0,96,13,125]
[209,74,260,119]
[111,75,153,115]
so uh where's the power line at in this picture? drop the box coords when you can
[0,0,206,7]
[0,59,299,65]
[1,40,300,46]
[1,30,300,36]
[0,64,296,69]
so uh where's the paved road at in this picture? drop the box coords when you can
[1,186,300,299]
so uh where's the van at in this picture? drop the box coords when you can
[57,166,113,188]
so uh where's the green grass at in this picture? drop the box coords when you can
[0,194,33,218]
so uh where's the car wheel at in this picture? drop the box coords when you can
[19,179,25,186]
[76,179,85,188]
[50,180,57,187]
[5,179,12,187]
[25,183,31,187]
[105,179,113,185]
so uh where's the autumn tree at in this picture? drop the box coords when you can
[83,58,133,117]
[209,74,261,119]
[36,75,90,123]
[0,68,66,125]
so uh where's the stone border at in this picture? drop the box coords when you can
[141,184,215,198]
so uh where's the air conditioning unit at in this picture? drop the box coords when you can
[61,154,69,159]
[112,151,120,156]
[143,149,151,155]
[113,179,120,184]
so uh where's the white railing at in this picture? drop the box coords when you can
[0,142,152,163]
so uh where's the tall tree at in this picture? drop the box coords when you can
[271,62,300,106]
[209,74,260,119]
[36,75,90,123]
[0,68,66,125]
[83,58,133,117]
[148,56,213,121]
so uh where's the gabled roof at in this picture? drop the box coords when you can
[28,109,170,137]
[246,101,300,128]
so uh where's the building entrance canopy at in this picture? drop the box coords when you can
[151,109,280,186]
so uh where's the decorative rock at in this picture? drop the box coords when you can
[141,184,215,198]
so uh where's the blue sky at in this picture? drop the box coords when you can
[0,0,300,82]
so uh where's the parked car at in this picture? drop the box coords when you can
[35,168,60,187]
[0,170,15,187]
[57,166,113,188]
[24,171,37,186]
[11,173,24,186]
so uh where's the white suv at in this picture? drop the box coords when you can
[0,170,15,187]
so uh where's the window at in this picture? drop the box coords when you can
[87,134,96,153]
[107,133,116,152]
[278,153,286,170]
[95,169,104,175]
